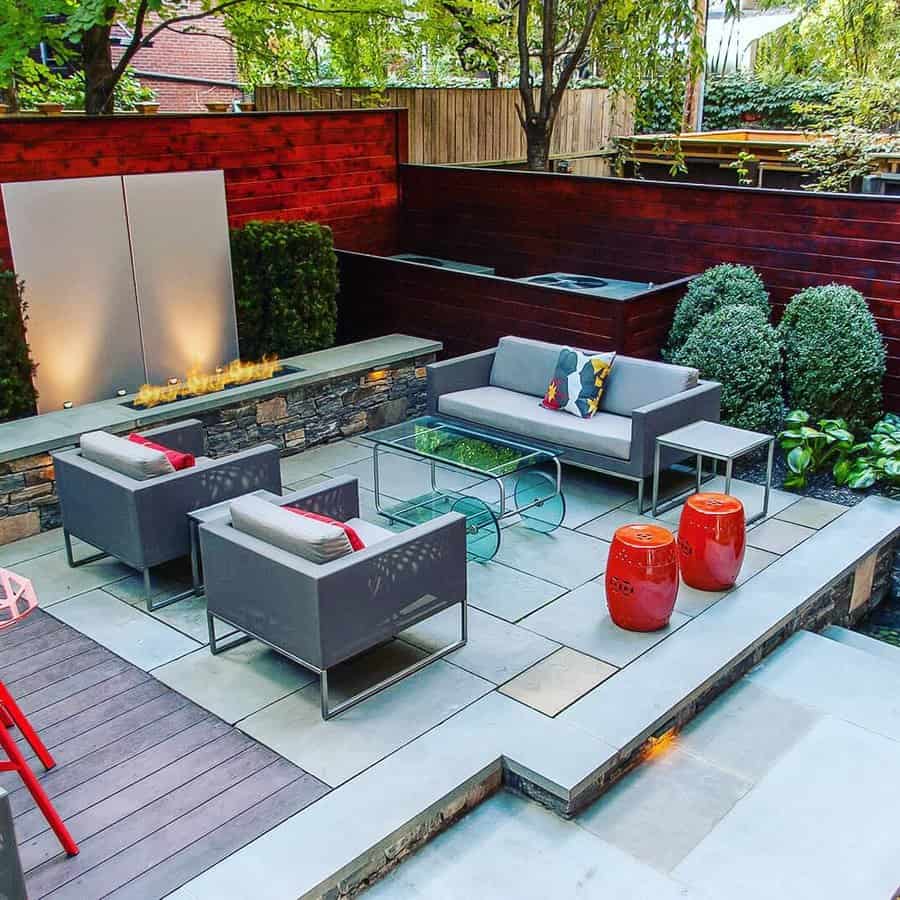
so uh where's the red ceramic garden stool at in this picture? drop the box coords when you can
[606,525,679,632]
[678,492,746,591]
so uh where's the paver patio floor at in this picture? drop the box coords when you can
[2,436,889,899]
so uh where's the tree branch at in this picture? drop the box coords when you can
[517,0,535,119]
[551,0,603,112]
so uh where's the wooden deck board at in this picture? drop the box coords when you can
[0,609,329,899]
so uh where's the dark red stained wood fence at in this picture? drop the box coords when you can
[0,109,408,265]
[336,250,690,360]
[400,165,900,406]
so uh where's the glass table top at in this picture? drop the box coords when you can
[363,416,561,477]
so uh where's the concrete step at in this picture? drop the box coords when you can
[820,624,900,669]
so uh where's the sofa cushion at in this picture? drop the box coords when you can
[231,495,353,564]
[127,433,195,471]
[439,386,631,459]
[285,507,366,551]
[541,348,615,418]
[601,357,699,417]
[490,337,569,398]
[80,431,175,480]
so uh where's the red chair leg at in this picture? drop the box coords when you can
[0,722,78,856]
[0,682,55,770]
[0,702,14,729]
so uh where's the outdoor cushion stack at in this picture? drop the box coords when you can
[228,494,393,564]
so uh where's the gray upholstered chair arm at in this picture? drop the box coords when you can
[630,380,722,477]
[135,419,205,456]
[275,476,361,521]
[426,349,495,414]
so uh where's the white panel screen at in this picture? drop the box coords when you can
[123,170,240,383]
[2,177,145,413]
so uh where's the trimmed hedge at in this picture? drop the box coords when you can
[0,271,38,422]
[778,284,885,431]
[230,220,339,360]
[664,264,770,362]
[674,305,783,434]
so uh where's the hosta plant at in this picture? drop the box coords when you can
[778,410,857,490]
[838,414,900,490]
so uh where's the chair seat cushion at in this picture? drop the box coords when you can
[80,431,175,480]
[127,433,195,471]
[439,386,631,460]
[231,495,355,564]
[285,507,366,550]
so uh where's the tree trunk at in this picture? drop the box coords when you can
[525,119,551,170]
[82,22,116,115]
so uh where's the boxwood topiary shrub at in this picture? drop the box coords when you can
[664,264,770,362]
[0,271,38,422]
[674,304,783,434]
[230,220,339,359]
[778,283,885,431]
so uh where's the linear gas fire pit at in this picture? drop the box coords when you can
[120,358,304,410]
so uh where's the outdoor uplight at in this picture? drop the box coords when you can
[168,377,179,386]
[116,389,127,397]
[62,401,73,409]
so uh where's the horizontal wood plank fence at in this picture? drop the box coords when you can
[0,109,408,265]
[254,87,632,166]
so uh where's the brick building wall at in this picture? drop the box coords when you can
[111,2,244,112]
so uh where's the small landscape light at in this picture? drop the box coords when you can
[116,389,127,397]
[215,366,224,374]
[62,401,73,409]
[168,377,179,386]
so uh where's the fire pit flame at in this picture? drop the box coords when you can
[132,356,280,408]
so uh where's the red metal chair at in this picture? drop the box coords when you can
[0,567,79,857]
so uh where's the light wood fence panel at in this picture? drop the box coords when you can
[255,86,633,165]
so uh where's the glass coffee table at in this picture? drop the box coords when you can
[363,416,566,561]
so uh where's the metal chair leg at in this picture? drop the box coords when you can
[207,613,252,655]
[63,530,107,568]
[320,601,468,720]
[143,567,197,613]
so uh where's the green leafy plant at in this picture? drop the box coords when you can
[664,264,770,361]
[702,74,841,130]
[729,150,758,185]
[673,304,783,433]
[16,70,154,111]
[788,126,900,193]
[778,284,885,431]
[230,221,339,359]
[778,410,857,490]
[0,271,38,422]
[838,413,900,490]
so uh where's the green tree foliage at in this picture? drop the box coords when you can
[674,305,783,434]
[15,68,154,110]
[755,0,899,80]
[0,272,38,422]
[788,126,900,192]
[778,284,885,431]
[230,221,339,360]
[664,264,770,362]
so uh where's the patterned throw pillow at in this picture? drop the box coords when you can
[541,348,615,419]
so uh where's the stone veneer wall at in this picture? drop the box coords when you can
[0,353,433,546]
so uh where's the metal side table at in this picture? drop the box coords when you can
[651,420,775,526]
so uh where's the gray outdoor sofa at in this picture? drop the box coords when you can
[427,336,722,510]
[53,419,282,610]
[199,477,468,719]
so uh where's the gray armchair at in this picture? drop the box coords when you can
[199,477,468,719]
[53,419,282,611]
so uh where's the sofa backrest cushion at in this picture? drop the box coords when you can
[601,357,699,416]
[490,336,570,398]
[230,494,353,564]
[80,431,175,481]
